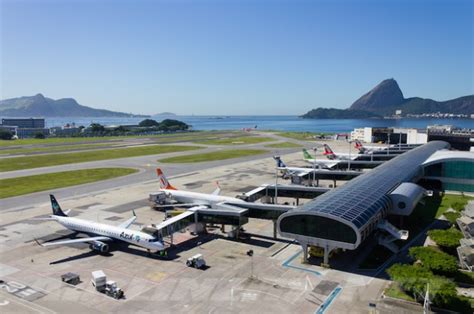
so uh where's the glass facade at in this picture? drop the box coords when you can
[424,160,474,192]
[279,215,357,244]
[444,182,474,193]
[444,161,474,180]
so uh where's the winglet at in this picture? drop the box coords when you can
[132,209,136,217]
[34,238,44,247]
[156,168,177,190]
[212,181,221,195]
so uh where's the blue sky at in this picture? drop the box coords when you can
[1,0,472,115]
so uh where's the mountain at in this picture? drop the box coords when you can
[0,94,149,117]
[350,79,404,113]
[349,79,473,116]
[301,108,381,119]
[302,79,474,118]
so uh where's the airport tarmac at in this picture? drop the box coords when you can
[0,136,420,313]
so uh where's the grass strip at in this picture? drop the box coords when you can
[0,143,113,155]
[159,149,267,163]
[0,145,200,172]
[0,130,239,147]
[384,282,416,302]
[0,168,138,198]
[435,193,474,217]
[195,136,274,145]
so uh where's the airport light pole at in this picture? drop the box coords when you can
[247,249,254,278]
[399,132,402,151]
[348,140,352,170]
[275,167,278,204]
[387,132,391,155]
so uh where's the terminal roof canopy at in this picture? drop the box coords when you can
[297,141,450,229]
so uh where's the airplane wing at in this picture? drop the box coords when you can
[36,236,112,247]
[214,203,246,211]
[117,211,137,229]
[153,203,209,208]
[296,171,311,177]
[220,201,294,212]
[312,159,340,169]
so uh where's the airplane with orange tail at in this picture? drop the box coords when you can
[156,168,294,211]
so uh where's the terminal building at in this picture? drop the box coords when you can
[427,125,474,151]
[350,127,427,145]
[0,118,48,138]
[277,141,474,264]
[1,118,45,128]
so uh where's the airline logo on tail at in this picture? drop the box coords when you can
[354,140,363,150]
[322,144,336,159]
[50,194,68,217]
[302,149,314,160]
[156,168,177,190]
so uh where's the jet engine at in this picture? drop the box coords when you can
[89,241,109,253]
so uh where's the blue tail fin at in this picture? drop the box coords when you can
[273,156,286,168]
[50,195,67,217]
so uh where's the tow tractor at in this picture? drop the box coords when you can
[186,254,206,269]
[91,270,124,299]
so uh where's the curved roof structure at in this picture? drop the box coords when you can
[278,141,450,250]
[423,150,474,166]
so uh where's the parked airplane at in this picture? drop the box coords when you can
[322,144,402,161]
[156,168,293,211]
[353,140,410,154]
[302,148,384,169]
[273,155,330,178]
[322,144,358,161]
[35,195,165,254]
[302,148,341,167]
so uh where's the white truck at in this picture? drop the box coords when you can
[91,270,124,299]
[186,254,206,269]
[91,270,106,292]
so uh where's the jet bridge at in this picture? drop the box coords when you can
[240,183,330,204]
[143,205,250,245]
[329,160,384,170]
[292,169,362,186]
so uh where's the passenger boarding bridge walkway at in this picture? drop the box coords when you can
[377,220,409,253]
[143,183,332,247]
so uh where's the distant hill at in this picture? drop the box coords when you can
[0,94,149,117]
[301,108,381,119]
[154,112,176,116]
[302,79,474,118]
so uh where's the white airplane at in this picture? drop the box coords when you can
[156,169,293,211]
[302,148,384,168]
[353,140,410,154]
[35,195,165,254]
[321,144,359,161]
[273,155,329,178]
[302,148,343,167]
